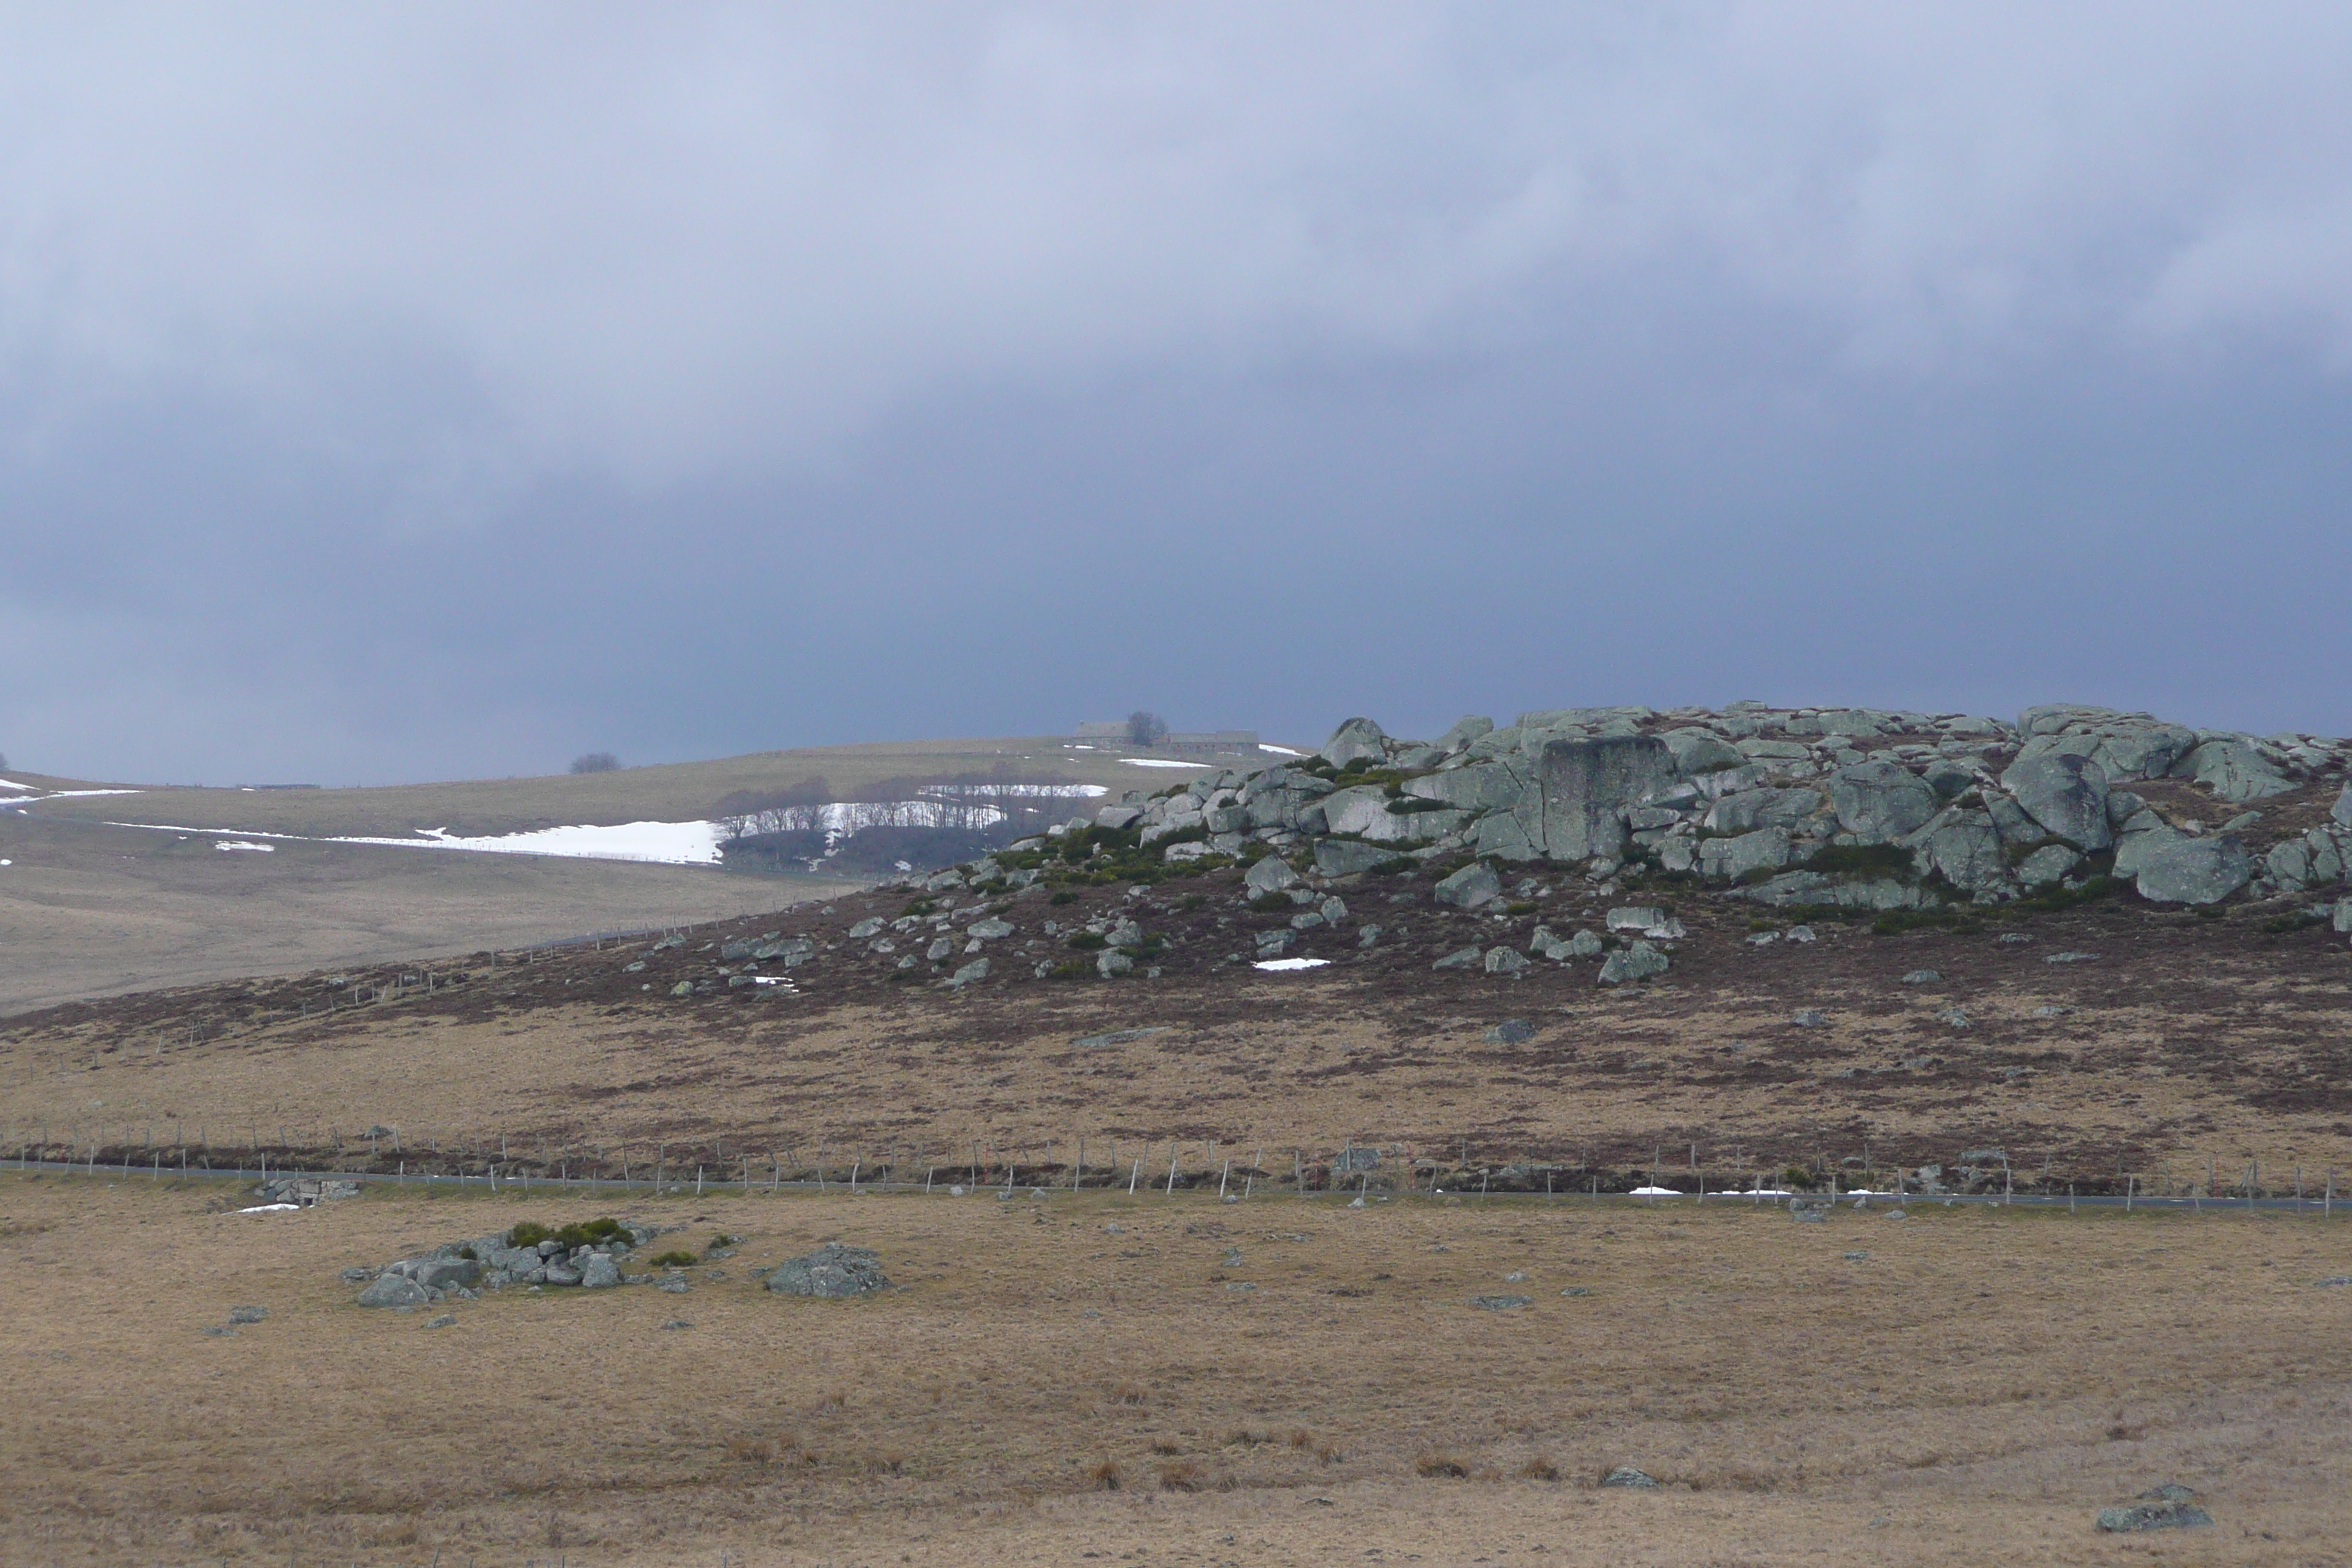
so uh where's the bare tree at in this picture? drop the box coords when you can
[1125,711,1169,747]
[569,751,621,774]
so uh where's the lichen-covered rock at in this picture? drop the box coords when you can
[1534,735,1676,862]
[1598,941,1669,985]
[764,1243,891,1299]
[2130,832,2251,905]
[2173,739,2294,802]
[356,1275,431,1308]
[1433,860,1502,909]
[1825,761,1939,844]
[1319,717,1388,769]
[1999,753,2113,851]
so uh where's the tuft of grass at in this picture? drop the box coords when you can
[1517,1455,1559,1481]
[1287,1428,1311,1449]
[1110,1382,1147,1406]
[1147,1439,1183,1456]
[1156,1459,1202,1492]
[1088,1460,1123,1491]
[1415,1451,1469,1479]
[647,1250,698,1269]
[706,1232,740,1251]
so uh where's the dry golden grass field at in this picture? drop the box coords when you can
[3,1174,2349,1567]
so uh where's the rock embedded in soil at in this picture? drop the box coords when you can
[764,1243,892,1299]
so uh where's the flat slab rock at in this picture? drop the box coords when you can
[764,1243,892,1298]
[2096,1501,2212,1532]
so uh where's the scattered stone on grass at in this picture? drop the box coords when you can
[423,1314,457,1330]
[227,1305,267,1324]
[2095,1500,2212,1533]
[1601,1466,1660,1488]
[764,1243,892,1298]
[1471,1294,1533,1311]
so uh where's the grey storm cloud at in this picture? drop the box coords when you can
[4,3,2352,782]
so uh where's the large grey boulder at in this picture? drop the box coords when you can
[2131,832,2251,905]
[2337,785,2352,827]
[1319,717,1388,770]
[1703,788,1823,834]
[1433,861,1503,909]
[1825,762,1939,844]
[1318,785,1392,838]
[1405,758,1530,815]
[1094,804,1143,830]
[2173,739,2294,802]
[580,1254,623,1289]
[1434,715,1496,753]
[1999,753,2113,850]
[1905,807,2011,897]
[1658,727,1744,775]
[764,1243,891,1298]
[1698,827,1793,881]
[1244,856,1300,896]
[1314,839,1398,878]
[1534,735,1676,862]
[356,1275,431,1308]
[2015,843,2083,888]
[1597,942,1670,985]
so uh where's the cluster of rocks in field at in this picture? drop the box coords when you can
[346,1219,682,1305]
[347,1226,890,1308]
[921,701,2351,917]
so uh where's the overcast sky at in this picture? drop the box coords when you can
[4,4,2351,785]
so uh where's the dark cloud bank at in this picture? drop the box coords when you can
[4,4,2350,784]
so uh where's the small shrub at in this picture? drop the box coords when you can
[1049,891,1078,905]
[507,1221,553,1248]
[648,1250,698,1269]
[1416,1451,1469,1479]
[707,1233,740,1250]
[1156,1460,1203,1492]
[1287,1428,1311,1449]
[1111,1382,1147,1406]
[456,1245,478,1261]
[570,751,620,774]
[864,1451,904,1474]
[1518,1455,1560,1481]
[725,1436,778,1464]
[1065,931,1109,951]
[1088,1460,1123,1490]
[1502,900,1537,916]
[1802,843,1915,880]
[1314,1441,1340,1465]
[1148,1439,1183,1455]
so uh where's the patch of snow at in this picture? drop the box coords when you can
[751,975,797,987]
[237,1202,301,1213]
[920,782,1107,799]
[104,818,726,866]
[1121,758,1213,769]
[1711,1187,1796,1197]
[1629,1186,1684,1196]
[215,840,275,853]
[1257,744,1305,756]
[1252,957,1332,971]
[0,778,30,793]
[363,821,727,864]
[0,859,10,867]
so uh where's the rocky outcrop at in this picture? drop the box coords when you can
[903,703,2348,938]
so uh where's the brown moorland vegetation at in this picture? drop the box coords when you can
[5,850,2348,1192]
[1,1175,2347,1565]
